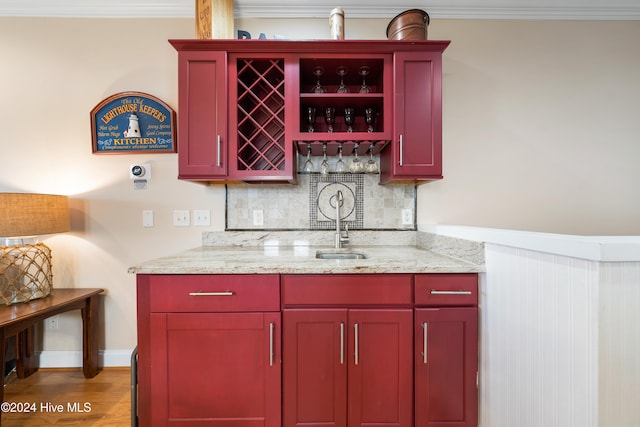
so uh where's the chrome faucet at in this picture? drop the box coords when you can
[334,190,349,249]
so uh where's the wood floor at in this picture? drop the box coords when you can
[2,367,131,426]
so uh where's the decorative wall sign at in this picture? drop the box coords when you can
[90,92,177,154]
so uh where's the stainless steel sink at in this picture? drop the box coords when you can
[316,251,366,260]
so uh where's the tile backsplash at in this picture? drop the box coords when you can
[226,172,416,230]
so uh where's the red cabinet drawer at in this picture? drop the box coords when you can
[149,274,280,312]
[282,274,412,306]
[414,274,478,307]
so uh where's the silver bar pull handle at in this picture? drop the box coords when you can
[399,134,404,166]
[216,134,222,167]
[340,322,345,365]
[189,291,234,296]
[422,322,428,364]
[269,322,275,367]
[430,290,472,295]
[354,323,359,365]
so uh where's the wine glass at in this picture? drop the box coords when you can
[358,65,371,94]
[344,107,355,133]
[336,66,349,93]
[349,143,364,173]
[313,66,326,93]
[335,143,346,173]
[302,143,314,173]
[306,106,316,133]
[324,107,335,133]
[320,143,330,176]
[366,142,379,173]
[364,107,376,133]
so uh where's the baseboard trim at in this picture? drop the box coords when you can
[37,349,135,368]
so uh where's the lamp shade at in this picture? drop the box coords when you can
[0,193,70,238]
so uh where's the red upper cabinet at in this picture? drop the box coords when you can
[171,40,448,184]
[380,51,444,183]
[176,50,227,179]
[171,41,297,183]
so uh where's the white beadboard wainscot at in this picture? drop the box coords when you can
[422,225,640,427]
[598,262,640,427]
[481,244,599,427]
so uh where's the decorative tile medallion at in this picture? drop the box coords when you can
[310,174,363,230]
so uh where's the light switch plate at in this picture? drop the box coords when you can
[142,210,154,227]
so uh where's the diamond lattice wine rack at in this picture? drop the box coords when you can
[234,57,286,173]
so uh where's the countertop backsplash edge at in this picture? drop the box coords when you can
[201,230,485,266]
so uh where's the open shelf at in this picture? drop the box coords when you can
[295,56,391,145]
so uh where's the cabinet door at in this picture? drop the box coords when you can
[177,50,227,179]
[349,309,413,427]
[415,308,478,427]
[381,51,443,183]
[283,309,348,427]
[149,311,281,427]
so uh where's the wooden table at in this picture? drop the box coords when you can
[0,288,104,407]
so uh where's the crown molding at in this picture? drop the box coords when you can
[1,1,639,20]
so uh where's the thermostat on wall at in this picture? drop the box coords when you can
[130,163,151,180]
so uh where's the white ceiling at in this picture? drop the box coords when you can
[1,0,640,20]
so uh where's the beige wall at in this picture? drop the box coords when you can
[420,19,640,235]
[1,16,638,359]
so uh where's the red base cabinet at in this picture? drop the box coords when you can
[283,309,413,427]
[283,309,346,427]
[136,274,281,427]
[415,308,478,427]
[136,272,478,427]
[150,312,280,426]
[282,274,413,427]
[414,274,479,427]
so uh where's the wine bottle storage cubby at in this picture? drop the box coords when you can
[236,58,286,171]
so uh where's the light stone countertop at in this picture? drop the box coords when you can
[128,231,484,275]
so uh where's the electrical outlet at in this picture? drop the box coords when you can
[253,209,264,226]
[173,210,190,226]
[46,315,59,329]
[401,209,413,225]
[193,209,211,226]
